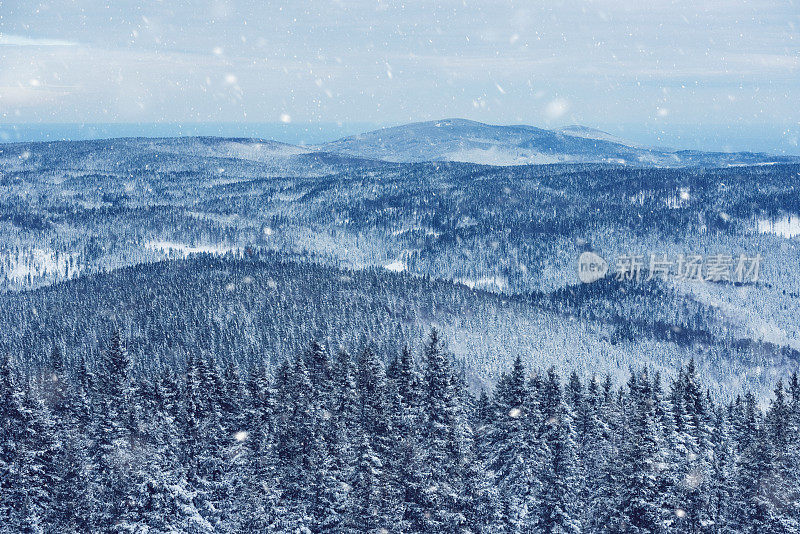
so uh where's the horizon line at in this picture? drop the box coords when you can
[1,120,798,156]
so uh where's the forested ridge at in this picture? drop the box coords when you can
[3,137,800,407]
[2,329,798,533]
[2,255,791,399]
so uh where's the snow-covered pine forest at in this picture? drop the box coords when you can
[1,329,798,533]
[5,0,800,529]
[3,136,800,399]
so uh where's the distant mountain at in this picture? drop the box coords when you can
[5,120,793,171]
[0,136,373,180]
[555,125,640,147]
[317,118,798,167]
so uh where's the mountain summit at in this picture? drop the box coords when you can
[317,119,794,167]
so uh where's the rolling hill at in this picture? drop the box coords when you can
[316,118,798,167]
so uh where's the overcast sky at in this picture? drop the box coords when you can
[1,0,798,152]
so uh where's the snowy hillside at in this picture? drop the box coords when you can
[555,125,641,146]
[317,119,797,167]
[1,127,798,533]
[2,134,800,402]
[1,255,793,399]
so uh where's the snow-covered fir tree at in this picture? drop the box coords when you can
[1,330,799,532]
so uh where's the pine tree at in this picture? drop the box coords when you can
[135,372,212,534]
[707,403,734,532]
[788,373,800,527]
[418,328,466,531]
[16,381,58,534]
[585,374,622,532]
[235,364,279,532]
[353,344,394,530]
[219,362,246,432]
[764,381,800,532]
[388,402,427,532]
[179,353,229,531]
[356,345,391,457]
[616,370,664,533]
[72,356,95,433]
[305,340,334,397]
[3,327,800,533]
[664,364,714,533]
[534,367,580,533]
[460,435,503,533]
[0,353,24,532]
[40,343,91,533]
[274,355,316,531]
[98,330,134,432]
[349,433,383,533]
[486,355,541,531]
[87,331,138,532]
[728,391,790,533]
[392,345,420,412]
[384,346,426,531]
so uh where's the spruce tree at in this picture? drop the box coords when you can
[534,367,580,534]
[418,328,465,531]
[617,370,664,533]
[486,355,541,531]
[0,354,24,532]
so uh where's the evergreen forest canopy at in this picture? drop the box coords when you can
[1,127,799,532]
[1,329,799,533]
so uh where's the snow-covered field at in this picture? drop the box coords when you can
[1,248,81,285]
[144,241,237,257]
[757,214,800,238]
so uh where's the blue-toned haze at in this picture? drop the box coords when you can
[0,0,798,153]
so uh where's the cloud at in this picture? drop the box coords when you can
[0,85,74,107]
[545,99,569,120]
[0,0,796,133]
[0,34,78,47]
